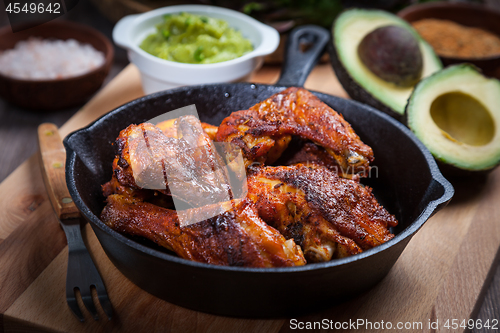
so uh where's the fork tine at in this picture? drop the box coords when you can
[80,286,99,320]
[67,290,85,322]
[95,283,113,320]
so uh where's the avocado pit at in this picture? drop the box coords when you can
[430,92,495,146]
[357,25,423,87]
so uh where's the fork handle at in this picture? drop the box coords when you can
[60,218,87,248]
[38,123,80,220]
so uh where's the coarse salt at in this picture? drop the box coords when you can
[0,37,106,80]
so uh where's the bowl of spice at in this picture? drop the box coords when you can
[0,20,113,110]
[112,5,279,94]
[398,2,500,78]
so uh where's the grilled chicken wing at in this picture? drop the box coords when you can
[112,120,236,207]
[101,194,306,267]
[246,164,397,262]
[216,87,374,177]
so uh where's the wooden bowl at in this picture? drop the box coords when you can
[0,20,113,110]
[398,2,500,79]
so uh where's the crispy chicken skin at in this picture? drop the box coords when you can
[216,87,374,176]
[112,121,235,207]
[246,164,397,262]
[101,194,306,267]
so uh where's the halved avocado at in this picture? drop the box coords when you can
[406,64,500,173]
[329,9,443,121]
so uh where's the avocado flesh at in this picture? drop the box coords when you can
[430,92,495,147]
[407,64,500,171]
[333,9,442,116]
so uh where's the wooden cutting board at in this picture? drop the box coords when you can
[1,64,499,333]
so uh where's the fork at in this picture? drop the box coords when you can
[38,123,113,321]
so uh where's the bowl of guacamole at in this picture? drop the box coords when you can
[140,12,254,64]
[113,5,279,93]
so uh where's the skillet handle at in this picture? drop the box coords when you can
[275,25,330,87]
[429,175,454,217]
[418,174,454,221]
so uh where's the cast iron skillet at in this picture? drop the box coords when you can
[64,26,454,318]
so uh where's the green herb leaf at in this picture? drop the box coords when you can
[243,2,265,14]
[194,46,205,62]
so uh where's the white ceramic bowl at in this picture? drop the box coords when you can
[113,5,280,94]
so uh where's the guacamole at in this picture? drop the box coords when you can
[140,13,254,64]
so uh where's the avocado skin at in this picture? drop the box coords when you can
[435,159,498,179]
[403,66,500,177]
[404,98,500,177]
[328,37,405,123]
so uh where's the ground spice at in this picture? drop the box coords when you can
[412,18,500,58]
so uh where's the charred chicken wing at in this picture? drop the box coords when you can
[216,87,374,177]
[112,120,236,208]
[101,194,306,267]
[246,164,397,262]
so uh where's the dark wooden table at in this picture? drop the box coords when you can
[0,1,498,332]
